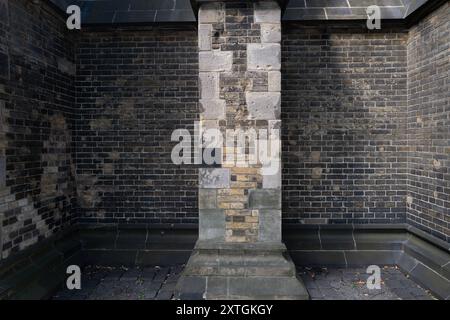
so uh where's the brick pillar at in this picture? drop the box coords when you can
[175,0,308,299]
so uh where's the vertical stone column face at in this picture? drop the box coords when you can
[198,1,281,244]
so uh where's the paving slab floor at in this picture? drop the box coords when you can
[52,265,436,300]
[297,266,435,300]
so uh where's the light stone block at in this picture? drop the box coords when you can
[254,2,281,23]
[260,24,281,43]
[199,2,225,23]
[248,189,281,209]
[199,209,225,241]
[268,71,281,92]
[198,24,212,51]
[199,72,219,99]
[199,189,217,209]
[199,168,230,189]
[247,43,281,71]
[262,162,281,189]
[246,92,281,120]
[259,210,281,242]
[200,99,226,120]
[199,51,233,72]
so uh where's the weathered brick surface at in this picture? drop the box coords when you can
[75,27,199,225]
[407,3,449,242]
[0,0,448,262]
[0,0,76,260]
[282,23,409,225]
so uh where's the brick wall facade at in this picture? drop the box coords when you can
[0,1,448,261]
[407,3,449,242]
[0,0,76,260]
[74,26,199,225]
[282,23,409,225]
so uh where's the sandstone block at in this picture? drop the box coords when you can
[260,23,281,43]
[247,43,281,71]
[199,2,225,23]
[199,51,233,72]
[198,24,212,51]
[248,189,281,209]
[199,209,225,241]
[246,92,281,120]
[199,72,220,99]
[199,189,217,209]
[268,71,281,92]
[200,99,226,120]
[259,209,281,242]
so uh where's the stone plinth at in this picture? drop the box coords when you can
[174,242,308,299]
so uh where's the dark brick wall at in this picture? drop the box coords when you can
[407,3,449,242]
[1,1,447,261]
[0,0,76,260]
[281,23,409,225]
[74,27,199,224]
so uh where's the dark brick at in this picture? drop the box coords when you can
[74,26,199,225]
[0,0,76,260]
[282,23,408,226]
[406,3,449,243]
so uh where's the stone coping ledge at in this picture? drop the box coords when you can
[283,223,450,252]
[46,0,446,24]
[77,222,199,230]
[195,240,286,251]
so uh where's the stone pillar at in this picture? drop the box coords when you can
[175,0,308,299]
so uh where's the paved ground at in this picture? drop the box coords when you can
[53,265,183,300]
[298,266,435,300]
[52,265,435,300]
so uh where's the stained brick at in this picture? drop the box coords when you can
[281,23,409,226]
[406,3,450,242]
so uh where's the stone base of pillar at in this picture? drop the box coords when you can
[174,241,309,300]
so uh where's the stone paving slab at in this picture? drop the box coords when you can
[298,266,436,300]
[52,265,175,300]
[52,265,436,300]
